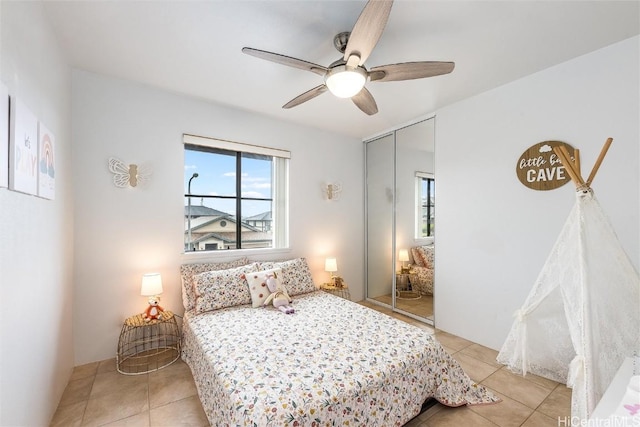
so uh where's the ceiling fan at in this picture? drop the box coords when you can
[242,0,454,115]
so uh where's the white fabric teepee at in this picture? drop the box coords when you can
[497,140,640,421]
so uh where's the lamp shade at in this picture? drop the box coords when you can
[324,66,366,98]
[141,273,163,296]
[398,249,410,262]
[325,257,338,273]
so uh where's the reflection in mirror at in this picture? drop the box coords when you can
[416,172,435,239]
[365,134,394,303]
[396,119,434,322]
[365,118,435,324]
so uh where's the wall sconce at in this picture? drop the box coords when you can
[108,157,152,188]
[398,249,410,274]
[323,182,342,201]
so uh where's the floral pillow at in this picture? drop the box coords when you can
[412,245,434,269]
[411,247,426,267]
[192,263,260,314]
[244,268,284,308]
[258,257,316,296]
[180,258,248,311]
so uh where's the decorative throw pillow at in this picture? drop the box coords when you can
[244,268,284,308]
[411,247,426,267]
[423,245,435,268]
[180,258,248,311]
[415,245,434,269]
[258,257,316,296]
[192,263,259,314]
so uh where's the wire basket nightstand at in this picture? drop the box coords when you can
[116,311,181,375]
[396,273,421,300]
[320,283,351,300]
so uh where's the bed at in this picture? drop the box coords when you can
[410,245,434,296]
[180,258,498,426]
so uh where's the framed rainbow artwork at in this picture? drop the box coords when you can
[38,122,55,199]
[0,82,8,188]
[9,97,38,196]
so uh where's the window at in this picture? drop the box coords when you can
[183,134,289,252]
[416,172,435,238]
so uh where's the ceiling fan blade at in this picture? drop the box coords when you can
[351,87,378,115]
[369,61,455,82]
[282,85,328,109]
[242,47,328,77]
[343,0,393,66]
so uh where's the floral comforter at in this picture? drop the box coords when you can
[182,291,498,426]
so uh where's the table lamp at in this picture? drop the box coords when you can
[141,273,165,321]
[398,249,410,274]
[325,257,338,284]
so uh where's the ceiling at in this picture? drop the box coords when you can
[42,1,640,140]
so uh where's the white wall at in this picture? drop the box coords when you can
[0,2,74,426]
[72,70,364,364]
[435,36,639,351]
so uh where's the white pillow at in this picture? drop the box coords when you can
[245,268,284,308]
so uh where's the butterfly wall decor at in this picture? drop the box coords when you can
[108,157,152,188]
[323,182,342,201]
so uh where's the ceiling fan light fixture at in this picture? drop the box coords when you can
[243,1,454,115]
[325,65,367,98]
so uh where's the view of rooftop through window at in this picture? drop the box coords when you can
[184,142,285,252]
[417,174,435,238]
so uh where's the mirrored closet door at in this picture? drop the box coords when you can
[365,133,394,304]
[365,118,435,324]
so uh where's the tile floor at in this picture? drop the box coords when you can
[371,293,434,320]
[51,302,570,427]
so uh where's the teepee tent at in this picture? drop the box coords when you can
[497,139,640,421]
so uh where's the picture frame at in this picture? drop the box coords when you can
[9,97,38,195]
[38,121,55,199]
[0,82,8,188]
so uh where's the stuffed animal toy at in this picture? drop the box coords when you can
[143,296,165,321]
[263,272,295,314]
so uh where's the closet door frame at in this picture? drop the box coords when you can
[364,115,435,325]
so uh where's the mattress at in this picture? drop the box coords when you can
[182,290,498,426]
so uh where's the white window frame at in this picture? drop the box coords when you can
[183,134,290,253]
[415,171,434,239]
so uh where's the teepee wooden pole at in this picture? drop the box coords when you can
[574,149,581,177]
[561,146,584,185]
[554,146,584,187]
[586,138,613,186]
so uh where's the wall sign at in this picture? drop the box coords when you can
[38,122,56,199]
[516,141,575,191]
[9,97,39,195]
[0,82,8,188]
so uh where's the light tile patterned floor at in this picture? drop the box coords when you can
[371,293,434,319]
[50,302,570,426]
